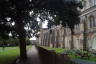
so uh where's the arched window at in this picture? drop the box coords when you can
[89,16,95,28]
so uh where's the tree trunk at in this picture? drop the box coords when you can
[19,36,27,60]
[83,20,87,51]
[15,22,27,60]
[70,28,74,49]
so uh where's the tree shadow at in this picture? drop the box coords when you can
[37,46,75,64]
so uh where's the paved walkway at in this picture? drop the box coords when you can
[16,45,42,64]
[72,59,96,64]
[16,46,74,64]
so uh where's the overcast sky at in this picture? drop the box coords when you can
[42,20,48,28]
[30,21,48,40]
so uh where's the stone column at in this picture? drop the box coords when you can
[48,31,50,46]
[47,32,49,46]
[45,33,47,46]
[62,27,66,48]
[49,30,52,47]
[51,30,55,48]
[83,16,88,51]
[56,30,59,48]
[54,29,57,48]
[44,34,46,46]
[40,32,43,46]
[42,34,44,46]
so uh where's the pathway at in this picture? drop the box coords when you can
[16,45,75,64]
[16,45,42,64]
[72,59,96,64]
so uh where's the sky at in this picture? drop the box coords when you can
[42,20,48,28]
[29,37,36,40]
[30,20,48,40]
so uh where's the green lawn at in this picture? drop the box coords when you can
[42,46,96,62]
[41,46,68,53]
[0,45,32,64]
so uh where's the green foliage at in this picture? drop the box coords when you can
[33,0,83,29]
[31,0,83,36]
[0,0,83,39]
[0,0,83,60]
[42,46,96,62]
[42,46,68,53]
[67,50,96,62]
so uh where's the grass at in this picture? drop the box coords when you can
[0,45,32,64]
[68,52,96,62]
[42,46,96,62]
[86,57,96,62]
[0,47,19,64]
[41,46,68,53]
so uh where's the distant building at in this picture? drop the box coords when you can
[38,0,96,52]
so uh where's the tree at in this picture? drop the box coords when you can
[0,0,83,61]
[0,0,39,60]
[32,0,83,49]
[0,20,11,46]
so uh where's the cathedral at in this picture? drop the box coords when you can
[38,0,96,53]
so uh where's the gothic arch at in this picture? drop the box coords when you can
[88,15,95,28]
